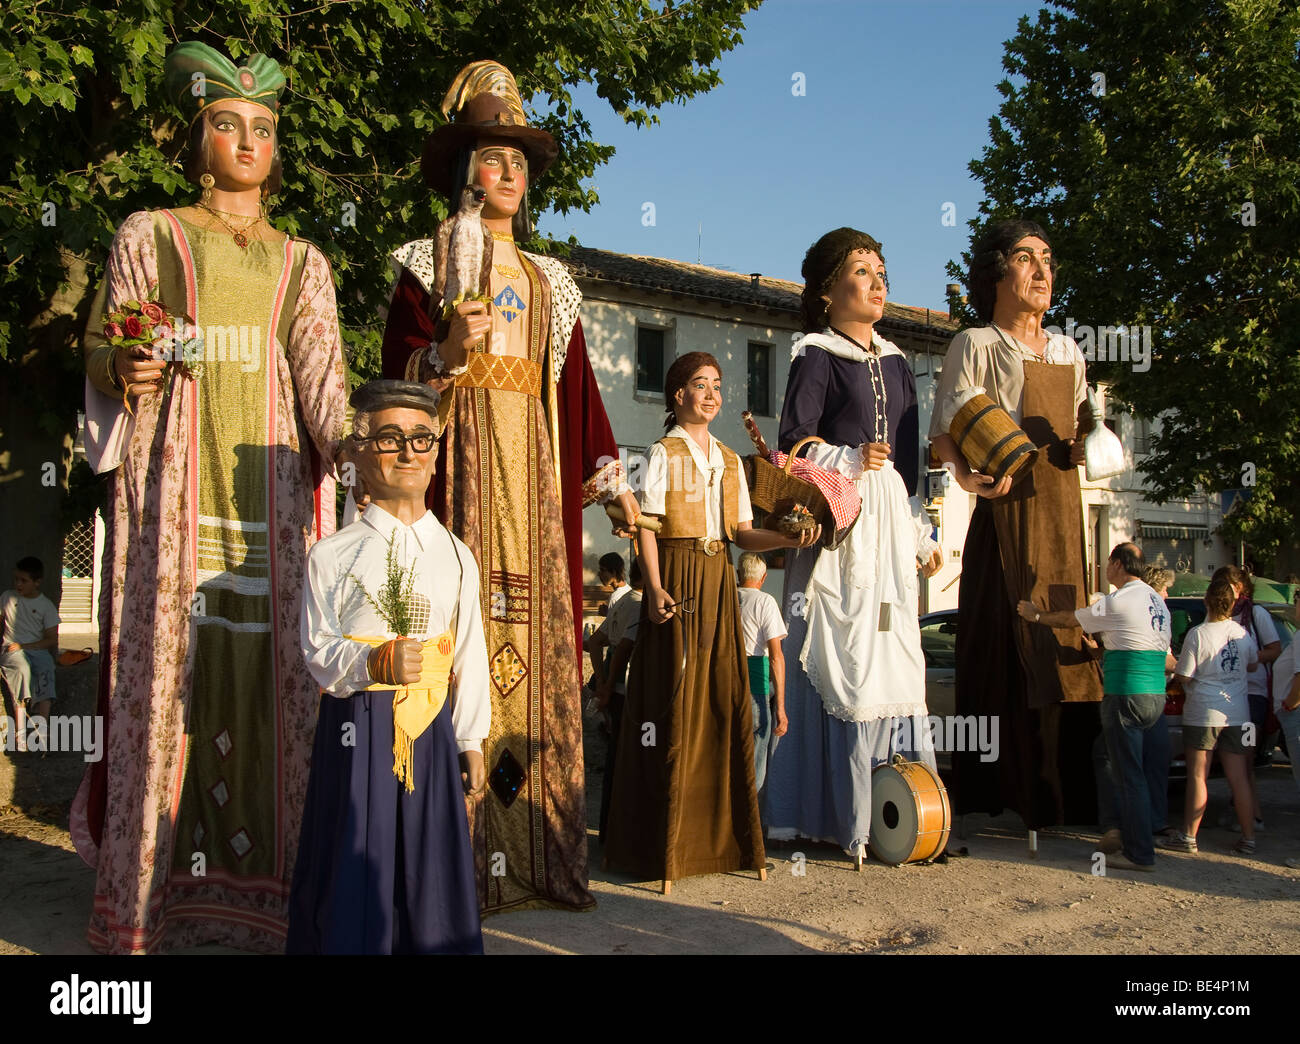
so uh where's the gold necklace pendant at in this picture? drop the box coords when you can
[197,202,261,249]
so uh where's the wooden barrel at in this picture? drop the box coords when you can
[949,392,1037,485]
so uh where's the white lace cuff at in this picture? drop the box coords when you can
[910,496,941,561]
[429,342,468,377]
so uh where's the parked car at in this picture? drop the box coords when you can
[918,610,958,770]
[919,599,1297,780]
[919,610,957,720]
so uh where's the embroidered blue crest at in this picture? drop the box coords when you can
[493,285,526,324]
[1219,639,1240,673]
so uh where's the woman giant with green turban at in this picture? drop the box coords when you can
[72,42,348,954]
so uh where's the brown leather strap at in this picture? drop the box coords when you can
[659,537,728,556]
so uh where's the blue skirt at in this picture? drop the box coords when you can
[764,546,935,852]
[287,690,482,954]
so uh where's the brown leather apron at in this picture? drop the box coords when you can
[990,359,1102,709]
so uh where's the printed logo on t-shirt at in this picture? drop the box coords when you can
[1219,639,1241,673]
[1147,594,1166,633]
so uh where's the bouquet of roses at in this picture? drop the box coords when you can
[101,297,203,410]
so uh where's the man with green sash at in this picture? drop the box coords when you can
[1018,542,1172,871]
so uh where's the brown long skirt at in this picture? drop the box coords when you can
[603,542,765,881]
[953,495,1102,828]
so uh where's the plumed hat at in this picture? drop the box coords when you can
[164,41,287,125]
[421,60,558,196]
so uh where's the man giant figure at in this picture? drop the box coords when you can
[382,60,637,913]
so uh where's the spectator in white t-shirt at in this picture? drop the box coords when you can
[1019,542,1171,871]
[1159,579,1260,856]
[736,552,787,791]
[1273,591,1300,869]
[1212,565,1279,832]
[1138,565,1176,838]
[1271,591,1300,776]
[1,556,61,731]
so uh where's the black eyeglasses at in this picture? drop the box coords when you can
[358,432,437,454]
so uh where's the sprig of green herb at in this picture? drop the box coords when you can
[350,533,417,636]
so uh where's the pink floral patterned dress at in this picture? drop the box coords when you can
[73,209,347,953]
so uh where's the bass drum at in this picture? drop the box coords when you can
[868,755,951,866]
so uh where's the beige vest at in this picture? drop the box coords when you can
[656,436,741,541]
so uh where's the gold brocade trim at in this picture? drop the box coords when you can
[494,263,522,279]
[490,230,515,242]
[457,352,543,398]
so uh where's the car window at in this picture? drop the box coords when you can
[1264,605,1295,650]
[1167,600,1206,656]
[920,617,957,669]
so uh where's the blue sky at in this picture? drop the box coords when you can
[539,0,1047,313]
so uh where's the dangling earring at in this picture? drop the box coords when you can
[200,172,215,206]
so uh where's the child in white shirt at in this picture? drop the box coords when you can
[1162,579,1259,855]
[1,557,61,727]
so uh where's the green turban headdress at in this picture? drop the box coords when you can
[163,41,286,124]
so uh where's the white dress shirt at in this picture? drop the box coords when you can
[641,424,754,540]
[300,504,491,753]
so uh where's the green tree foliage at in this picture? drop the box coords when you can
[0,0,757,589]
[950,0,1300,562]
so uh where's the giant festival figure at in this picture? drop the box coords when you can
[288,380,491,954]
[72,42,348,952]
[929,219,1102,830]
[763,228,943,862]
[381,60,639,912]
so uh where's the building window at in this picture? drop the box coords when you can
[1132,415,1152,455]
[636,325,667,396]
[748,341,772,416]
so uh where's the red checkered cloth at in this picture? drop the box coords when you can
[766,451,862,531]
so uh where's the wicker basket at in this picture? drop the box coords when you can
[744,436,835,533]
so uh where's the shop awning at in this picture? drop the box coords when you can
[1138,523,1211,540]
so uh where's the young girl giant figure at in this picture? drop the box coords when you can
[603,353,818,893]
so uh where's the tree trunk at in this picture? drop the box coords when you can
[0,247,95,607]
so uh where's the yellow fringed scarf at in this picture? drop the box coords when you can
[347,631,456,792]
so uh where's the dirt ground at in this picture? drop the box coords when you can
[3,653,1299,955]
